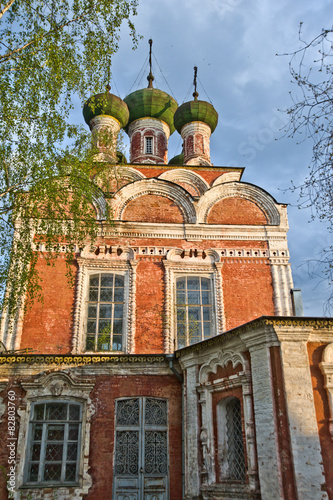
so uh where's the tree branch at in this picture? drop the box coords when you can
[0,0,16,20]
[0,11,87,63]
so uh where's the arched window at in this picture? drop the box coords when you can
[85,273,125,352]
[217,397,246,481]
[175,276,213,348]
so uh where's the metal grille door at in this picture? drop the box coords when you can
[113,397,168,499]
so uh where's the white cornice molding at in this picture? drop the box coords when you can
[99,221,289,242]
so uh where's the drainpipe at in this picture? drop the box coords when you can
[166,353,184,498]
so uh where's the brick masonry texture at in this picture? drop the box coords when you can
[122,194,184,223]
[21,256,76,354]
[207,197,268,225]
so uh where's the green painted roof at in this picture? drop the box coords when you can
[168,152,184,165]
[124,88,178,134]
[83,91,129,128]
[174,100,218,133]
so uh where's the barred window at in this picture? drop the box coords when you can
[145,137,153,154]
[176,276,213,348]
[217,397,246,481]
[25,402,81,485]
[226,398,246,480]
[85,273,125,352]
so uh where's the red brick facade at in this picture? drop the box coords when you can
[0,80,332,500]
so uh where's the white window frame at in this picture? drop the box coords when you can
[163,249,225,353]
[84,270,128,353]
[24,400,82,486]
[175,274,215,349]
[16,372,95,497]
[72,254,138,354]
[145,136,153,155]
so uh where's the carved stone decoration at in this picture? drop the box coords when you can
[197,347,260,495]
[16,371,95,497]
[49,382,64,396]
[199,349,248,384]
[320,343,333,440]
[200,427,213,486]
[0,381,8,422]
[196,181,281,225]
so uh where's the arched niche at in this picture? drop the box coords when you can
[196,182,280,225]
[112,178,196,223]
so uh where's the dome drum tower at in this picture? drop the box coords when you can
[83,87,129,162]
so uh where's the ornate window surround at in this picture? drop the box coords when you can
[72,248,138,354]
[16,372,95,496]
[198,349,259,495]
[162,248,224,353]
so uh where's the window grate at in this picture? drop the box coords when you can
[145,137,153,154]
[226,398,246,480]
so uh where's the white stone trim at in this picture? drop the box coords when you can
[158,169,209,196]
[274,331,328,499]
[89,115,121,162]
[212,171,242,185]
[181,121,212,166]
[94,166,146,193]
[72,250,138,354]
[128,117,171,140]
[319,342,333,440]
[111,178,196,223]
[99,220,290,242]
[199,349,248,383]
[162,248,225,353]
[197,348,258,493]
[196,181,281,225]
[271,263,294,316]
[15,371,95,499]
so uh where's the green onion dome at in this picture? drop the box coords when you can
[174,100,218,134]
[83,87,129,128]
[168,151,184,165]
[123,88,178,134]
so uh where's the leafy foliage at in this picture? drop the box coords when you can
[283,25,333,311]
[0,0,138,321]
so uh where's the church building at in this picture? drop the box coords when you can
[0,55,333,500]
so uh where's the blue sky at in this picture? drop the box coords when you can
[88,0,332,316]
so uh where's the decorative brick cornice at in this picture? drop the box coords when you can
[0,354,167,366]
